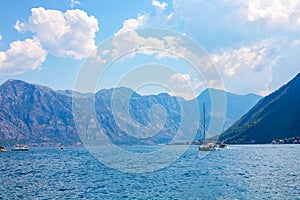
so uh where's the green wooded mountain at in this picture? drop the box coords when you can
[219,73,300,144]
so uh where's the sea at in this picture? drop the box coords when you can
[1,144,300,199]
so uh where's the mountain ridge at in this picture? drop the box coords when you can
[0,79,261,146]
[219,73,300,144]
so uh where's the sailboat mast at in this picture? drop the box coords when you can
[203,103,206,144]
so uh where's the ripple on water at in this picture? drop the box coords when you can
[0,145,300,199]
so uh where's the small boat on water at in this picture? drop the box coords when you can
[60,146,64,150]
[219,140,228,149]
[199,143,217,151]
[0,146,6,152]
[11,144,29,151]
[199,103,217,152]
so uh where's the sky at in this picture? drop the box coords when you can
[0,0,300,98]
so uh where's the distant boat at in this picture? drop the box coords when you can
[199,103,217,151]
[199,143,217,151]
[219,140,228,149]
[60,146,64,150]
[0,146,5,152]
[11,144,29,151]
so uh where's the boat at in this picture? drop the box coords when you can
[11,144,29,151]
[60,146,64,150]
[199,143,217,151]
[219,140,228,149]
[0,146,5,152]
[199,103,217,151]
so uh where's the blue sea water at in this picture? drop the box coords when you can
[1,145,300,199]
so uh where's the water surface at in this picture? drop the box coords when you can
[1,145,299,199]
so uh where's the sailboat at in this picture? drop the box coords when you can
[199,103,217,151]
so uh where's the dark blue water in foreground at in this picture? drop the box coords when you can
[1,145,300,199]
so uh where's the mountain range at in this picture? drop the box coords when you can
[0,79,260,146]
[219,73,300,144]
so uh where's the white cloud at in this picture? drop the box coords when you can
[0,35,2,41]
[0,38,47,75]
[241,0,300,28]
[152,0,168,10]
[167,0,300,95]
[110,0,300,97]
[15,7,99,59]
[211,39,280,95]
[101,50,110,55]
[110,30,201,62]
[100,30,223,98]
[293,39,300,46]
[212,45,267,77]
[95,55,106,64]
[111,31,165,59]
[115,14,148,35]
[116,0,178,35]
[70,0,80,7]
[167,12,173,20]
[167,73,198,100]
[111,26,283,96]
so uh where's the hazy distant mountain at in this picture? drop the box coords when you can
[0,79,260,146]
[197,88,261,132]
[219,73,300,144]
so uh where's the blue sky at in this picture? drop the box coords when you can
[0,0,300,98]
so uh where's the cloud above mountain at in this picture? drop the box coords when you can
[0,0,299,98]
[242,0,300,29]
[15,7,99,59]
[114,0,300,96]
[0,7,99,76]
[211,39,281,95]
[0,39,47,75]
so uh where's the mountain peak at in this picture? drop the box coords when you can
[3,78,27,86]
[0,79,56,100]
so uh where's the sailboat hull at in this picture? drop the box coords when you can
[199,144,217,151]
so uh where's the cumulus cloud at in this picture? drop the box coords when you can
[167,73,199,100]
[165,0,300,95]
[292,39,300,46]
[116,0,179,35]
[211,39,280,95]
[152,0,168,10]
[242,0,300,28]
[95,55,107,64]
[110,30,203,63]
[0,38,47,75]
[111,31,165,59]
[109,0,300,97]
[115,14,148,35]
[212,44,268,77]
[15,7,99,59]
[109,30,282,96]
[98,30,222,98]
[70,0,80,7]
[111,29,209,60]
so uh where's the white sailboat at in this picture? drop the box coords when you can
[199,103,217,151]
